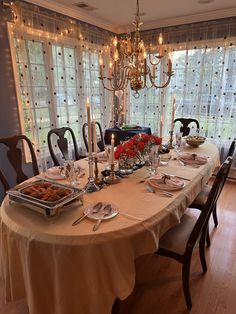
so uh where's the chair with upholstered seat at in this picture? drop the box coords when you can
[82,121,105,153]
[191,139,235,242]
[0,135,39,193]
[47,127,80,166]
[156,156,233,310]
[174,118,200,136]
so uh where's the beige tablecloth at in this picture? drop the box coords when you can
[0,142,219,314]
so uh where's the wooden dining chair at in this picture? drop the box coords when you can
[0,135,39,193]
[174,118,200,136]
[82,121,105,153]
[47,127,80,166]
[191,139,235,241]
[156,156,232,310]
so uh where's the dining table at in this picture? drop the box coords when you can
[0,142,220,314]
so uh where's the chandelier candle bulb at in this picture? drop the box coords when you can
[160,115,163,138]
[86,98,92,157]
[109,61,113,77]
[158,33,163,56]
[99,57,103,79]
[111,134,115,165]
[168,53,172,74]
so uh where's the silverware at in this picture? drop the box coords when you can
[146,186,173,198]
[161,172,191,181]
[179,160,200,168]
[93,204,112,231]
[72,202,103,226]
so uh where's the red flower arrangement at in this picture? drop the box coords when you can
[114,134,162,160]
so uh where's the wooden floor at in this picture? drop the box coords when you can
[1,181,236,314]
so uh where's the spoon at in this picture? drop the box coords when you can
[72,202,103,226]
[93,204,112,231]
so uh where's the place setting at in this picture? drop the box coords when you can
[72,201,118,231]
[178,152,208,167]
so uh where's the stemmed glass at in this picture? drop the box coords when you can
[174,132,183,155]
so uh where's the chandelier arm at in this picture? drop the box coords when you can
[100,78,119,92]
[151,72,174,89]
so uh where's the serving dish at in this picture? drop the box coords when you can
[7,179,84,216]
[186,135,205,147]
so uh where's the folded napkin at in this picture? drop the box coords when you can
[179,153,208,165]
[148,174,185,190]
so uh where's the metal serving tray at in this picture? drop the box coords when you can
[7,179,84,216]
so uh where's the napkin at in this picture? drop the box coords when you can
[148,174,185,190]
[179,153,208,165]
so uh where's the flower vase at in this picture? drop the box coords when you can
[118,157,134,175]
[135,152,146,168]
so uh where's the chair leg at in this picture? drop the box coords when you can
[199,232,208,273]
[212,203,218,227]
[182,258,192,310]
[206,223,211,248]
[112,298,120,314]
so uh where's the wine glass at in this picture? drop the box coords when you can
[174,132,183,155]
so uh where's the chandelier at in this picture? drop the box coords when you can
[99,0,173,97]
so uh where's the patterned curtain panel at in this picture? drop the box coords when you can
[8,1,113,170]
[128,18,236,166]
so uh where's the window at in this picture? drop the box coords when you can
[9,22,111,167]
[128,43,236,143]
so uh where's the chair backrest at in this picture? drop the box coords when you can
[82,122,105,153]
[187,156,233,248]
[174,118,200,136]
[227,139,236,158]
[0,168,10,193]
[47,127,80,166]
[0,135,39,193]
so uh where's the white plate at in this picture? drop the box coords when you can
[45,167,65,180]
[148,175,185,191]
[83,203,118,220]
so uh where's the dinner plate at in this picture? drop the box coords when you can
[179,153,208,165]
[148,175,185,191]
[45,167,65,180]
[83,203,118,220]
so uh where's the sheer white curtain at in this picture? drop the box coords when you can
[128,18,236,168]
[8,1,113,170]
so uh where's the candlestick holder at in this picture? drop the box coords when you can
[104,163,121,184]
[93,156,103,185]
[84,155,100,193]
[168,130,174,149]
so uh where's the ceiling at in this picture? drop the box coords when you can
[26,0,236,33]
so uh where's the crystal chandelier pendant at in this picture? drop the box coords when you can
[99,0,173,97]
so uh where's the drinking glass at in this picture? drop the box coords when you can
[150,155,160,175]
[63,160,77,186]
[174,132,183,155]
